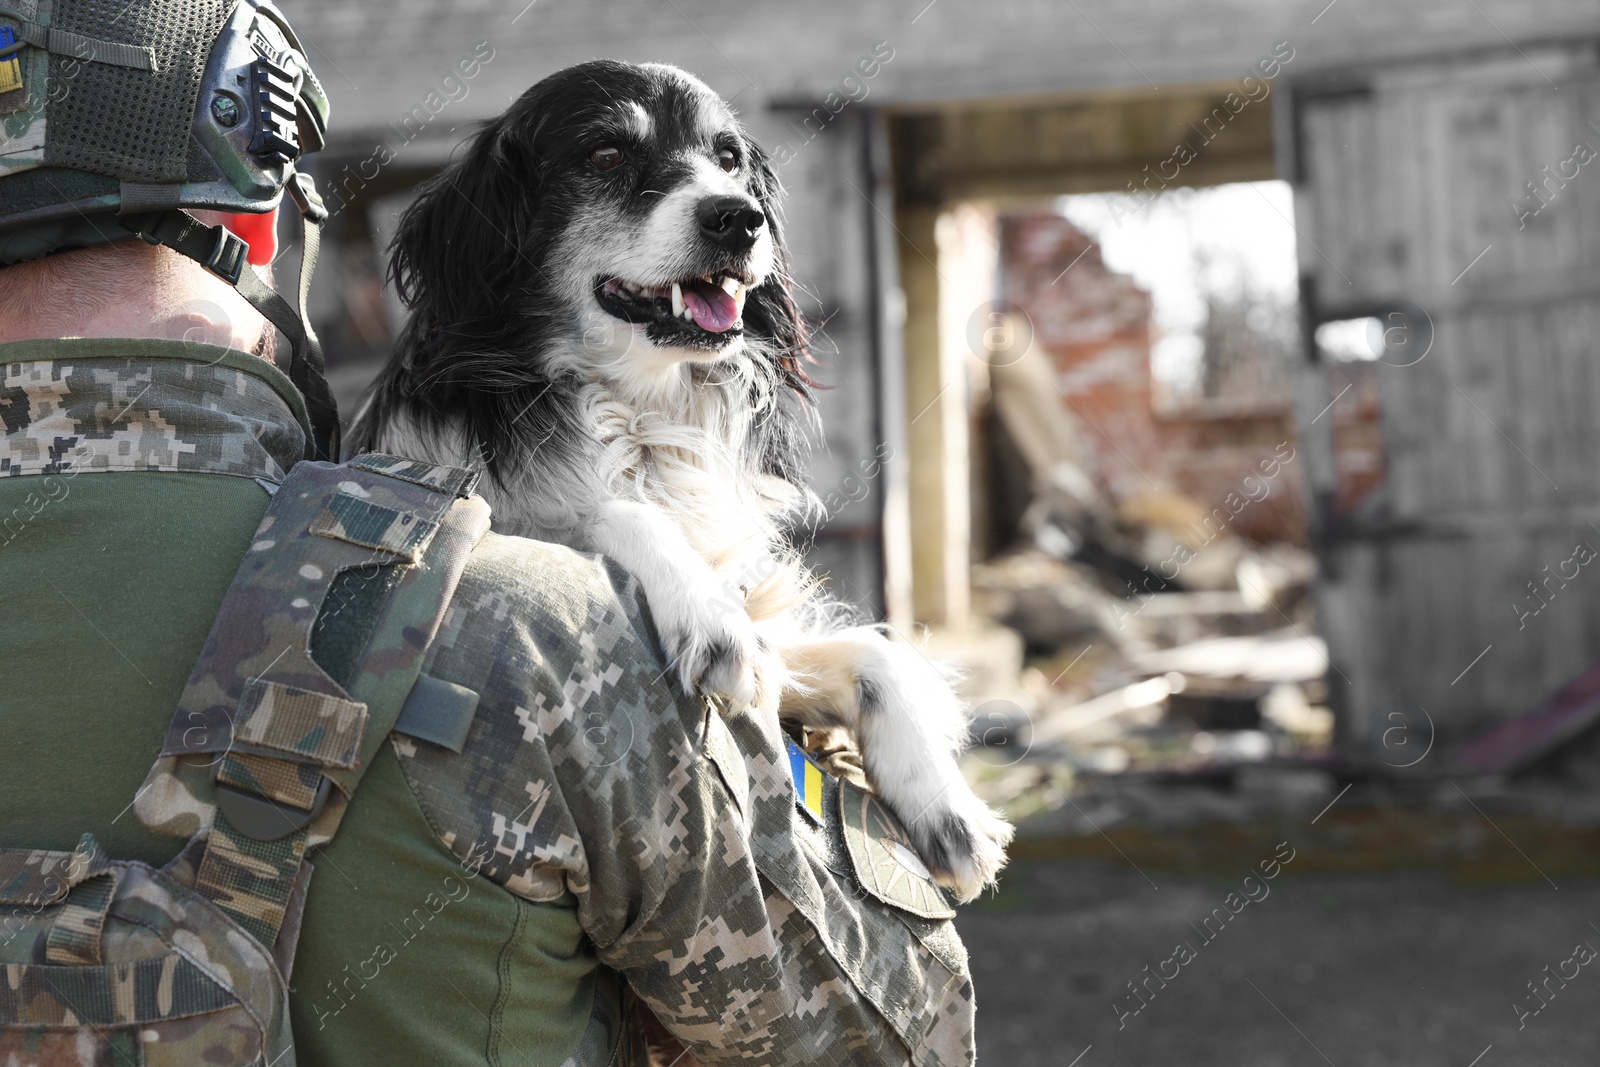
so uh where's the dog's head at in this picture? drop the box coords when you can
[389,60,807,396]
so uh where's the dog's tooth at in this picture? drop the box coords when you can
[671,281,686,318]
[720,276,739,295]
[622,280,642,294]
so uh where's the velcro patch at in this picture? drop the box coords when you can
[311,491,437,562]
[348,453,480,498]
[395,674,480,753]
[838,779,956,920]
[235,679,369,768]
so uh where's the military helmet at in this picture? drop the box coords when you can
[0,0,339,459]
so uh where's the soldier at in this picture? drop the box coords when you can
[0,2,976,1066]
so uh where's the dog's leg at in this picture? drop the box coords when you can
[777,628,1013,902]
[589,499,782,711]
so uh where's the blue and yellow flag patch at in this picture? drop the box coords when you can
[0,27,22,95]
[786,738,826,825]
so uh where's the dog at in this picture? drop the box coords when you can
[348,59,1011,901]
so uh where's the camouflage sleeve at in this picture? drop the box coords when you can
[394,531,975,1067]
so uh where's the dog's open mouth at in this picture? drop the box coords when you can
[595,273,750,344]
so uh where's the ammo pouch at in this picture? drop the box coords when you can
[0,454,490,1066]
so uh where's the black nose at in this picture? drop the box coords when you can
[696,195,766,251]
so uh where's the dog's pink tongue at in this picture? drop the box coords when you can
[683,280,739,332]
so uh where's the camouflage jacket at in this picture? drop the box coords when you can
[0,338,977,1066]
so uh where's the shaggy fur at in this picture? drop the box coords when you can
[349,59,1010,900]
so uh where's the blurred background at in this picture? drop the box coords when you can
[280,1,1600,1062]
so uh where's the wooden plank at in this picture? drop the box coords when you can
[779,111,887,619]
[888,84,1276,204]
[895,204,952,625]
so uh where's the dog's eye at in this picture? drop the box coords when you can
[589,146,624,171]
[716,147,739,173]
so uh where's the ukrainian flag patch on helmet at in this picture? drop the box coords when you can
[0,27,22,95]
[786,738,826,826]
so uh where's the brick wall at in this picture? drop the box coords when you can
[998,215,1166,505]
[999,213,1312,544]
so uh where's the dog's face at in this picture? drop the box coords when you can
[390,60,795,393]
[378,60,812,487]
[553,62,777,368]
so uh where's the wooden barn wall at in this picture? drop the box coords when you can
[1291,43,1600,754]
[767,111,890,618]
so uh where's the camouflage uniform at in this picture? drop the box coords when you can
[0,338,977,1066]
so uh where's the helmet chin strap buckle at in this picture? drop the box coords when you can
[204,225,249,285]
[286,170,327,225]
[119,209,245,284]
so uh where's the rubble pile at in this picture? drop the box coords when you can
[953,338,1332,823]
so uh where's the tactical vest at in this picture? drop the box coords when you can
[0,453,490,1066]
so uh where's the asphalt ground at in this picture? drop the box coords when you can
[961,810,1600,1066]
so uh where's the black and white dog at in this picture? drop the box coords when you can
[349,60,1010,900]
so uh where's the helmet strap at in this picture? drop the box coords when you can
[119,172,340,462]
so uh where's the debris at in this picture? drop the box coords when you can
[1167,681,1266,731]
[1133,590,1274,646]
[1189,730,1273,762]
[972,549,1142,652]
[1118,487,1243,591]
[1260,683,1334,746]
[1236,542,1316,613]
[1034,675,1181,744]
[1130,630,1329,685]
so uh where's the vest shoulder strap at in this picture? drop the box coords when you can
[134,453,491,949]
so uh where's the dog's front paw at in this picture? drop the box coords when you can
[894,783,1014,904]
[656,587,782,713]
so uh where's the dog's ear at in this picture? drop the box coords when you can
[389,115,538,362]
[742,139,813,397]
